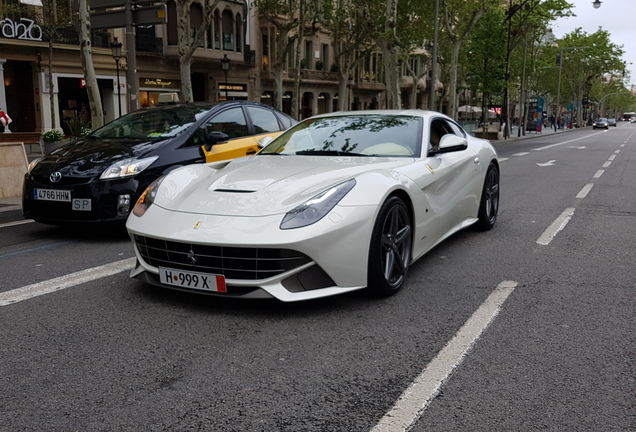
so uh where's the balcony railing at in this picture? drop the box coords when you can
[39,27,162,53]
[136,35,163,54]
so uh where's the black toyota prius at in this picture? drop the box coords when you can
[23,101,296,225]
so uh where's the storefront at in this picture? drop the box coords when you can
[218,83,248,101]
[139,77,181,107]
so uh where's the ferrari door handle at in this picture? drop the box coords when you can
[246,149,257,155]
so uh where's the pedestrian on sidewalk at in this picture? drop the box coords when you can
[549,114,556,131]
[556,116,562,130]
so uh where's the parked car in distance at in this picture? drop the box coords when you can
[631,116,636,123]
[607,118,617,127]
[126,110,500,302]
[23,101,297,225]
[592,118,609,129]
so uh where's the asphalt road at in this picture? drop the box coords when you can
[1,124,634,431]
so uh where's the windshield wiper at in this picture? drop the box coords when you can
[295,150,365,156]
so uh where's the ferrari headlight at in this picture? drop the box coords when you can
[132,176,164,217]
[99,156,158,180]
[280,179,356,230]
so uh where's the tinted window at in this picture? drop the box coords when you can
[204,107,248,139]
[247,106,281,134]
[275,112,294,129]
[90,105,207,139]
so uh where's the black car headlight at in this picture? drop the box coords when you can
[280,179,356,230]
[132,176,164,217]
[100,156,158,180]
[26,157,43,175]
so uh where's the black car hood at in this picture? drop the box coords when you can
[32,137,168,178]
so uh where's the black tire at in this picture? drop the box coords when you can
[367,197,412,296]
[475,163,499,231]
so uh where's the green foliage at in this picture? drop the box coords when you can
[42,130,65,143]
[65,117,91,139]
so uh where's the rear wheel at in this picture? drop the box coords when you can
[475,163,499,231]
[367,197,412,296]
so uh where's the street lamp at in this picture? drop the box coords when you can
[110,37,123,117]
[592,1,601,8]
[556,46,590,124]
[221,54,230,101]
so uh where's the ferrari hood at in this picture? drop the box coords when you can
[157,155,412,216]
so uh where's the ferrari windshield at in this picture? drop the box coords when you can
[89,104,214,139]
[260,114,422,157]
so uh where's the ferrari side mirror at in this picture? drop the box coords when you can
[437,134,468,153]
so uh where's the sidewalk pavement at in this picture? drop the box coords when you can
[0,124,587,211]
[509,123,583,140]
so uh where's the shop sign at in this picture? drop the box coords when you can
[0,17,43,41]
[219,83,246,92]
[142,78,178,89]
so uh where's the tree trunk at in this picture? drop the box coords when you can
[78,0,104,129]
[447,41,461,120]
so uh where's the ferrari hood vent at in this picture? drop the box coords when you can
[213,189,255,193]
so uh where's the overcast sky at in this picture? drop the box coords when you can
[551,0,636,86]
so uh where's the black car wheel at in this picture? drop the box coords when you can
[367,197,412,296]
[475,163,499,231]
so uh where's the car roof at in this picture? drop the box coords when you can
[306,109,446,121]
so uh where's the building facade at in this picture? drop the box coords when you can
[0,0,432,135]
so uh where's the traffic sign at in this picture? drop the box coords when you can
[90,4,166,29]
[90,0,162,10]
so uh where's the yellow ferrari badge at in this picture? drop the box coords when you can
[426,164,435,174]
[193,221,201,229]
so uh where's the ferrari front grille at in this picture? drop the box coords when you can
[134,235,311,280]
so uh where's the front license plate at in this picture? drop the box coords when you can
[34,188,71,202]
[72,198,91,211]
[159,267,227,293]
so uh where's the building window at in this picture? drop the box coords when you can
[222,10,234,51]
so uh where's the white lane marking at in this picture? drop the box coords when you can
[537,160,556,167]
[593,170,604,178]
[533,132,604,151]
[614,150,620,154]
[0,258,135,306]
[602,161,611,168]
[608,154,616,161]
[371,280,518,432]
[0,219,35,229]
[512,152,529,156]
[576,183,594,199]
[536,208,575,246]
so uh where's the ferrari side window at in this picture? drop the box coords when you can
[429,120,447,153]
[205,107,248,139]
[447,120,466,138]
[247,106,280,134]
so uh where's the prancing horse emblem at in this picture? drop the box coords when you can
[187,249,197,265]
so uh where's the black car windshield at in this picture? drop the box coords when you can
[259,114,422,157]
[89,105,214,139]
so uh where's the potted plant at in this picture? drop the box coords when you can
[41,129,67,154]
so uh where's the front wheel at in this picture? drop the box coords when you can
[475,163,499,231]
[367,197,413,296]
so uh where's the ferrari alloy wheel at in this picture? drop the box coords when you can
[368,197,413,296]
[475,163,499,231]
